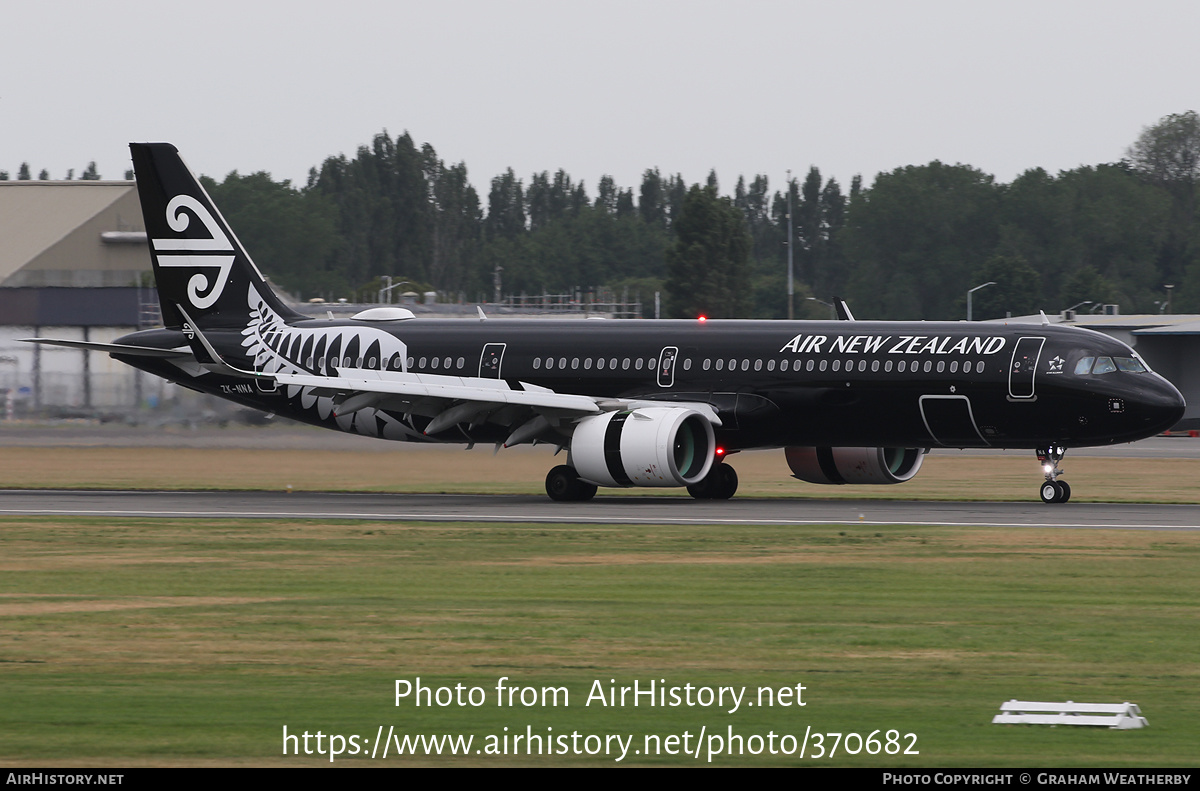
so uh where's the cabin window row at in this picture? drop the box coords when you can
[309,353,989,377]
[699,357,987,375]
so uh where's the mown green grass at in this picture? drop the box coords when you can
[0,517,1196,766]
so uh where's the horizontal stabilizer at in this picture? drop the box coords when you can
[20,338,192,359]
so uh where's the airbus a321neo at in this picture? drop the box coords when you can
[27,144,1186,503]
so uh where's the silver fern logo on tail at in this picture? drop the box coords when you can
[151,195,235,309]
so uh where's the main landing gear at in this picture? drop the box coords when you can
[1036,445,1071,503]
[687,462,738,500]
[545,465,598,502]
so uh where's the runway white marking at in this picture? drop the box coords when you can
[1,507,1195,530]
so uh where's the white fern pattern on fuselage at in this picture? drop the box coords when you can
[237,285,428,441]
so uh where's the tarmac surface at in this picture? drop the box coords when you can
[2,489,1198,530]
[2,421,1198,528]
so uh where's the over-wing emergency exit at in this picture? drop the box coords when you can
[25,144,1186,503]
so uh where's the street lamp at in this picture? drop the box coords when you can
[807,297,836,320]
[967,281,996,322]
[786,169,794,320]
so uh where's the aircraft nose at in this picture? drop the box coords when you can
[1140,375,1187,432]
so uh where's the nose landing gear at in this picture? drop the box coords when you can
[1036,445,1071,503]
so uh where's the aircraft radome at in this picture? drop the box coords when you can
[26,144,1187,503]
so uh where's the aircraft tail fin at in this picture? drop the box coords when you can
[129,143,304,330]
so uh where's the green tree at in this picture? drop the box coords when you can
[1127,111,1200,184]
[966,256,1043,320]
[841,162,1001,319]
[202,171,340,299]
[665,185,751,318]
[80,162,100,180]
[17,163,30,180]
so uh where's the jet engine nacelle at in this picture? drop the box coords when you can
[571,407,716,487]
[785,446,925,485]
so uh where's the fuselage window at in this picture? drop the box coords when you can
[727,358,735,370]
[407,356,414,368]
[975,360,984,373]
[533,357,541,369]
[806,359,815,372]
[963,361,972,373]
[635,357,643,370]
[431,356,439,369]
[898,360,907,372]
[819,359,828,372]
[306,357,314,368]
[621,358,630,370]
[703,359,711,370]
[923,360,932,373]
[832,360,841,372]
[767,360,775,372]
[597,358,606,370]
[445,357,452,369]
[584,358,592,370]
[572,357,579,369]
[884,360,892,372]
[457,356,464,369]
[683,359,692,370]
[648,357,657,370]
[418,357,426,368]
[356,357,363,367]
[715,359,724,371]
[557,357,565,369]
[871,360,879,372]
[548,357,556,370]
[780,359,789,372]
[610,358,618,369]
[950,360,958,373]
[936,360,945,373]
[1093,356,1116,374]
[857,359,866,372]
[754,359,762,371]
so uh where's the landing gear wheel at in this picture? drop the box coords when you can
[1035,445,1071,504]
[687,464,738,500]
[545,465,597,502]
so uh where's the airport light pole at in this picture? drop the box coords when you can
[807,297,835,320]
[967,281,996,322]
[786,169,794,320]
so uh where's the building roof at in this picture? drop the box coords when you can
[992,312,1200,332]
[0,181,149,286]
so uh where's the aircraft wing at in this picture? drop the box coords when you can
[272,367,721,443]
[274,368,603,414]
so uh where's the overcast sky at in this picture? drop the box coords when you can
[4,1,1197,198]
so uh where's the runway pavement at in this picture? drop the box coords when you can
[2,489,1198,529]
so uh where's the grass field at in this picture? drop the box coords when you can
[0,515,1197,766]
[2,444,1200,502]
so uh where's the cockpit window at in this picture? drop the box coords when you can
[1115,356,1147,372]
[1092,356,1116,374]
[1074,357,1094,375]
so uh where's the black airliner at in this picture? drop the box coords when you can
[27,144,1186,503]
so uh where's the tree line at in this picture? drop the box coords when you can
[8,112,1200,319]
